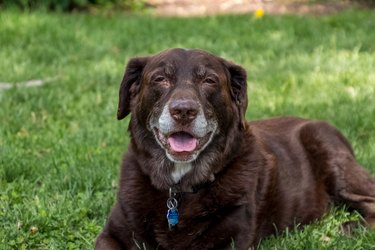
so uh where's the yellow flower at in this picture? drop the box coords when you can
[254,8,265,19]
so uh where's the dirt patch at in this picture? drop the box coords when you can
[146,0,353,17]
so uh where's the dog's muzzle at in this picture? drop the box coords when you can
[149,99,217,163]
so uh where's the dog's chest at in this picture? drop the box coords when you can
[137,185,251,249]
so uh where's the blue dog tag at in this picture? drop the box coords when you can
[166,191,179,229]
[167,208,179,226]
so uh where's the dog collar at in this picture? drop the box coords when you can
[170,181,211,194]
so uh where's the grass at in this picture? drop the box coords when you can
[1,9,375,249]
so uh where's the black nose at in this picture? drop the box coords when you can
[169,99,199,124]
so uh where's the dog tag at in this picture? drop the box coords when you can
[166,197,179,229]
[167,207,179,226]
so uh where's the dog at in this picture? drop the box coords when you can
[95,48,375,249]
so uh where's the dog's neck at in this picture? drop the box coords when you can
[170,162,216,193]
[171,163,192,184]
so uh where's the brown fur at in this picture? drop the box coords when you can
[95,48,375,250]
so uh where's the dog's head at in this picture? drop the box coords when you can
[117,49,248,184]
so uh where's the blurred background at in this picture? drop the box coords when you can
[0,0,374,14]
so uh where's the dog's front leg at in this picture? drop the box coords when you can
[94,202,133,250]
[95,233,122,250]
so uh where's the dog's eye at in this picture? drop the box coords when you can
[154,76,166,82]
[203,78,217,85]
[153,76,170,88]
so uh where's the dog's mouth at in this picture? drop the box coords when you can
[153,128,213,162]
[168,132,198,153]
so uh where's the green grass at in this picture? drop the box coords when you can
[1,9,375,249]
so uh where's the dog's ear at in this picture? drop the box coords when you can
[223,60,248,129]
[117,57,149,120]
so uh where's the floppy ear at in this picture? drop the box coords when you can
[117,57,149,120]
[224,61,248,129]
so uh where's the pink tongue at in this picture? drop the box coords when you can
[168,132,198,153]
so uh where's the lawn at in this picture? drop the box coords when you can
[1,9,375,249]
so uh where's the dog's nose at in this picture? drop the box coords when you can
[169,99,199,124]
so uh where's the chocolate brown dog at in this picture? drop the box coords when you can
[95,48,375,249]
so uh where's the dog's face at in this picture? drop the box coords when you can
[147,69,219,163]
[117,48,248,166]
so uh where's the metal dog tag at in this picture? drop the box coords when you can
[166,197,179,229]
[167,207,179,226]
